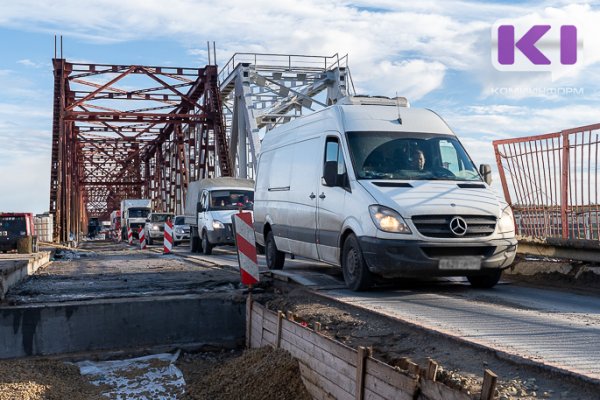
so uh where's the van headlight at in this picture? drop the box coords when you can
[497,207,515,233]
[369,205,412,234]
[212,220,225,229]
[152,224,160,231]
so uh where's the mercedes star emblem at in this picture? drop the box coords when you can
[449,216,468,236]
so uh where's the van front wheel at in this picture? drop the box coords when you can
[265,231,285,270]
[342,234,372,291]
[201,231,213,255]
[467,270,502,288]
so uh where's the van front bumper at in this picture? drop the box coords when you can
[358,236,517,278]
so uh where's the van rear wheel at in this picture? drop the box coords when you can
[265,231,285,270]
[342,234,372,291]
[467,270,502,288]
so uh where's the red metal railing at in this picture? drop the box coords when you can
[493,123,600,241]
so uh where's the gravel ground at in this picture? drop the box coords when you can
[0,359,106,400]
[0,348,310,400]
[177,347,311,400]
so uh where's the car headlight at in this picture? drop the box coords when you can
[212,220,225,229]
[368,205,412,234]
[498,207,515,233]
[152,224,160,231]
[175,228,185,234]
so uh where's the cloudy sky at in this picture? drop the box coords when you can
[0,0,598,214]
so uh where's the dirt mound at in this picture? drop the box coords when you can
[0,359,105,400]
[180,347,311,400]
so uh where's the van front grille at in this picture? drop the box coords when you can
[411,215,497,238]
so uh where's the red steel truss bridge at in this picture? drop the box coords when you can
[49,59,231,242]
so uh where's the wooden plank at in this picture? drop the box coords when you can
[356,346,367,400]
[365,358,418,393]
[276,311,284,349]
[262,306,278,325]
[280,332,356,383]
[420,380,472,400]
[280,323,356,380]
[299,362,339,400]
[363,387,388,400]
[426,359,439,381]
[261,329,275,347]
[281,318,357,366]
[262,315,277,335]
[251,312,264,331]
[364,370,414,400]
[281,337,355,399]
[245,295,253,348]
[480,369,498,400]
[250,325,262,348]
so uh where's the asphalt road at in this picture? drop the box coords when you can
[171,243,600,383]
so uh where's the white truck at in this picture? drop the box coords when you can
[184,178,254,254]
[120,199,152,240]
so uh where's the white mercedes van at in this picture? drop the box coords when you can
[253,96,517,291]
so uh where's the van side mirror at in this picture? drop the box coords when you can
[196,202,204,213]
[479,164,492,185]
[323,161,338,186]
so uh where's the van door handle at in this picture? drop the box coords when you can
[319,193,326,199]
[309,193,316,199]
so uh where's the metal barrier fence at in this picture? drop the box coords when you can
[493,123,600,242]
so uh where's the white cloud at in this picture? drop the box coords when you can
[17,59,43,68]
[357,59,446,100]
[0,155,51,214]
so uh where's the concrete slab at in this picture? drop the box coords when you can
[0,252,50,300]
[0,244,246,359]
[0,293,245,359]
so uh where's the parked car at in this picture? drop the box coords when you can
[173,215,190,246]
[253,95,517,291]
[143,212,174,245]
[184,177,254,255]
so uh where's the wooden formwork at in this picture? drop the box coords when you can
[246,297,498,400]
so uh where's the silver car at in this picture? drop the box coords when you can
[173,215,190,246]
[143,212,174,245]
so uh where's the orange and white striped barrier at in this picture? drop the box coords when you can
[139,227,147,250]
[232,211,259,286]
[163,219,173,254]
[127,227,133,245]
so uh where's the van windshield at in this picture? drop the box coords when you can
[209,190,254,211]
[346,131,482,181]
[150,214,172,222]
[129,208,150,218]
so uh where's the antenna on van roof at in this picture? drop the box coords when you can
[395,92,402,124]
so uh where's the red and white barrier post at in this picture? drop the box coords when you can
[232,211,259,287]
[163,218,174,254]
[127,226,133,245]
[139,227,147,250]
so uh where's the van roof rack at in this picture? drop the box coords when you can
[336,95,410,107]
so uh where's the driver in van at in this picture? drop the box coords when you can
[410,149,426,171]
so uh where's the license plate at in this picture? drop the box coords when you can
[439,257,481,270]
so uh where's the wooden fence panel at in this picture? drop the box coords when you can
[247,300,494,400]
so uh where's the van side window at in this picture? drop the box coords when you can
[324,137,347,175]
